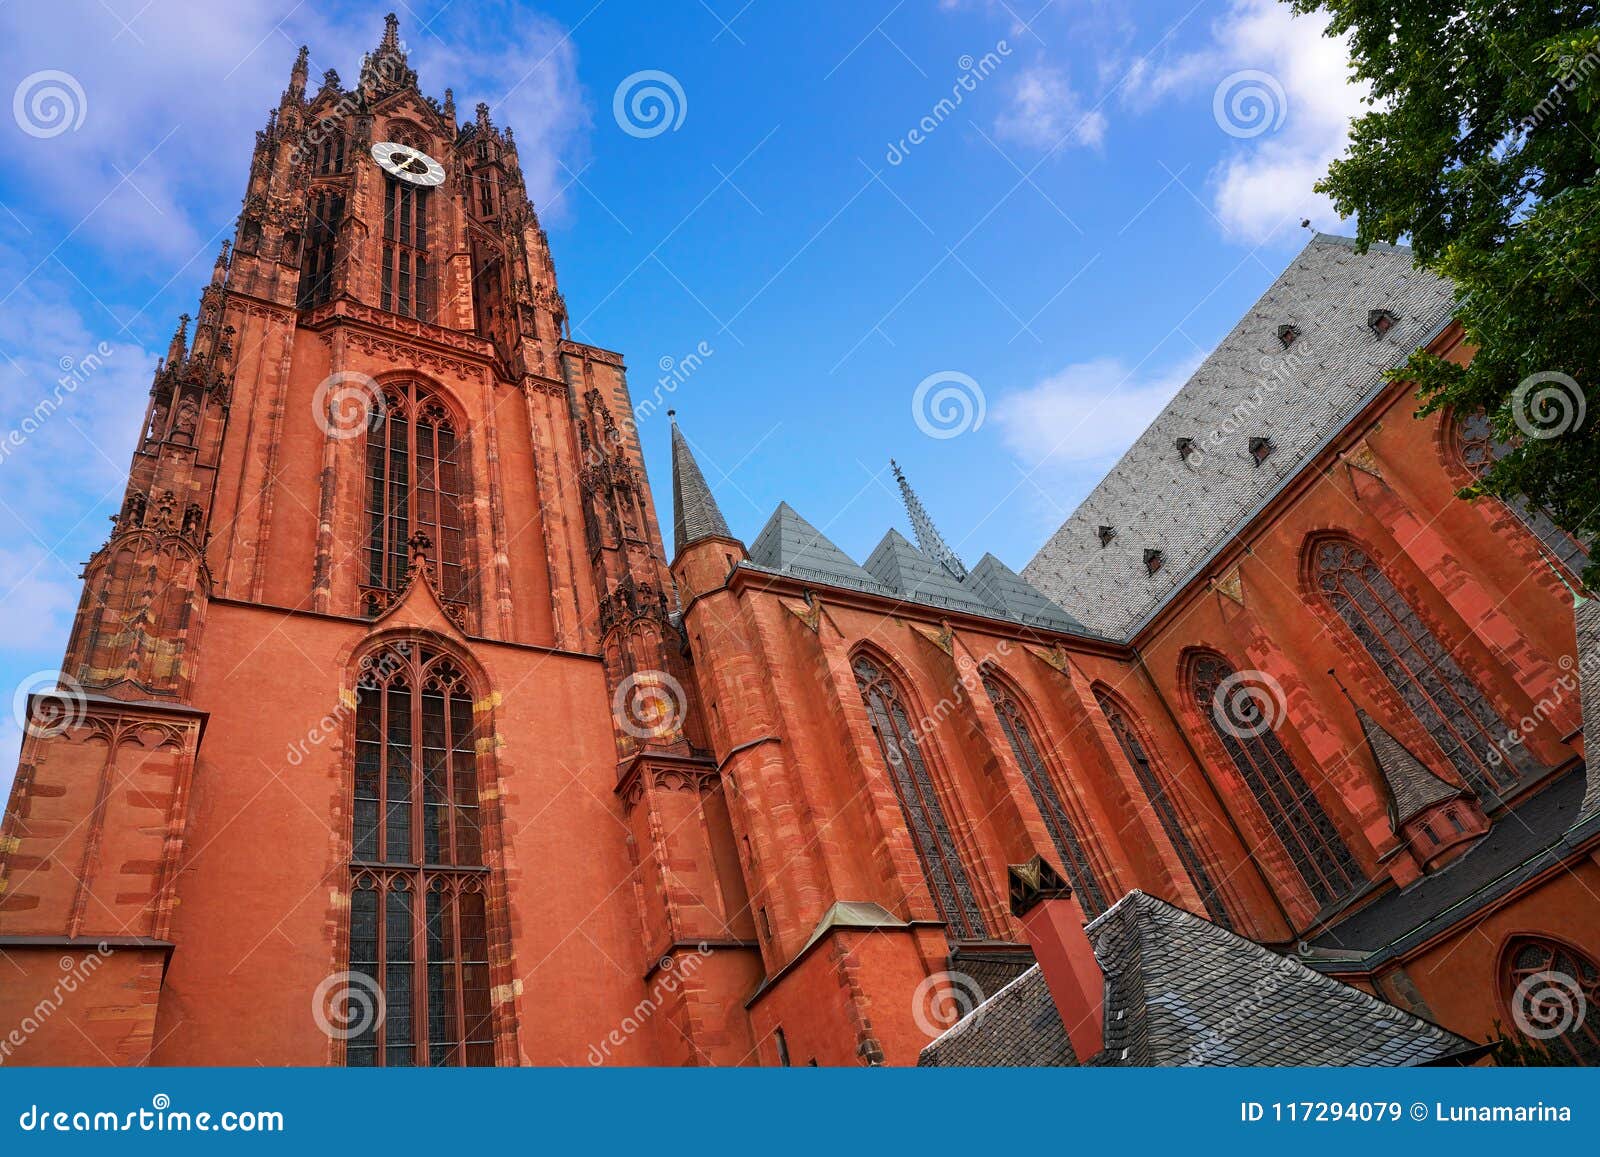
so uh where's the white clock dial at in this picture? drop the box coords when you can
[370,141,446,187]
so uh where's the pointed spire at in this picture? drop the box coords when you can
[891,459,967,581]
[167,314,190,365]
[287,45,309,100]
[1331,671,1462,826]
[475,101,493,133]
[211,240,231,288]
[443,87,456,125]
[669,412,733,553]
[381,12,401,53]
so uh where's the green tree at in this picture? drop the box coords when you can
[1292,2,1599,586]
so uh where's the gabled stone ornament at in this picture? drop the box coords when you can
[1212,566,1244,606]
[1344,439,1385,481]
[780,597,821,633]
[912,621,955,655]
[1024,642,1071,674]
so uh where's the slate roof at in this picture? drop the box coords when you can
[742,502,1088,635]
[1308,765,1592,966]
[669,418,733,552]
[1355,708,1462,825]
[918,890,1476,1067]
[1023,234,1457,638]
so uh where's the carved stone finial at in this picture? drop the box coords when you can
[381,12,400,52]
[167,314,190,365]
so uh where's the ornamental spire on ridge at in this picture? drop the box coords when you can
[670,412,733,554]
[892,459,967,581]
[1331,671,1463,826]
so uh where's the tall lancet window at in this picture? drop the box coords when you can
[297,188,343,311]
[1312,538,1535,802]
[365,382,469,609]
[381,175,430,321]
[1190,652,1362,907]
[982,675,1107,916]
[853,656,987,940]
[1094,688,1232,929]
[347,644,495,1067]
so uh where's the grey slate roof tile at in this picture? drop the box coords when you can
[1022,234,1456,638]
[670,419,733,551]
[1355,708,1462,824]
[918,890,1476,1067]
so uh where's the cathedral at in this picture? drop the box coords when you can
[2,16,1597,1068]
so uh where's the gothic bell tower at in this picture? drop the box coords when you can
[0,14,751,1067]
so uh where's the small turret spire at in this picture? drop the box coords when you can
[670,412,734,554]
[167,314,190,365]
[891,459,967,580]
[210,240,231,288]
[443,87,456,124]
[1331,670,1463,826]
[381,12,400,52]
[287,45,309,100]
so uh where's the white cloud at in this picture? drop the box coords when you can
[994,353,1202,468]
[995,66,1107,151]
[1132,0,1367,242]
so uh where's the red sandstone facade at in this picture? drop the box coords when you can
[2,20,1596,1067]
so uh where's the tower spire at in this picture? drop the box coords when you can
[891,459,967,580]
[670,412,733,553]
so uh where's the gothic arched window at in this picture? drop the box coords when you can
[1094,688,1231,929]
[1312,538,1535,802]
[296,188,343,311]
[365,382,469,612]
[853,656,987,940]
[1502,937,1600,1065]
[982,675,1107,917]
[1455,411,1589,579]
[380,170,431,321]
[347,643,495,1066]
[1190,653,1362,907]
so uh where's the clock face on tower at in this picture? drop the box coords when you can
[370,141,446,187]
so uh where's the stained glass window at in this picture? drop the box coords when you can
[347,644,495,1067]
[983,676,1106,916]
[1191,653,1362,907]
[1502,937,1600,1065]
[853,656,986,940]
[1313,538,1536,802]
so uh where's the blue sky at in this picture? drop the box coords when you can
[0,0,1369,784]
